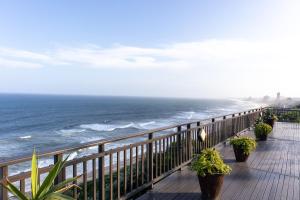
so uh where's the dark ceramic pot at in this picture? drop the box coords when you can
[198,174,224,200]
[265,118,275,128]
[233,146,249,162]
[257,134,267,141]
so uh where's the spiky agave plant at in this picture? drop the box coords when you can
[2,150,80,200]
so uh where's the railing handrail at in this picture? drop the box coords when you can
[0,107,264,167]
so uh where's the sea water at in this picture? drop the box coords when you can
[0,94,263,175]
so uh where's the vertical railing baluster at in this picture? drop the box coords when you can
[211,119,215,146]
[222,116,226,142]
[176,126,182,166]
[54,153,65,184]
[117,151,121,199]
[98,144,105,200]
[187,124,192,160]
[135,146,139,188]
[167,137,170,171]
[155,140,158,178]
[186,130,188,160]
[147,133,153,188]
[172,135,176,167]
[109,153,113,200]
[83,161,87,200]
[159,140,162,176]
[73,164,77,199]
[130,146,133,192]
[123,149,127,195]
[232,114,235,136]
[92,159,96,200]
[163,139,166,173]
[141,145,145,185]
[20,179,25,194]
[197,121,201,153]
[0,166,8,200]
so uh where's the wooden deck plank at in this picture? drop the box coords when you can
[137,122,300,200]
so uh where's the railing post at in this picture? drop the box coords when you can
[98,144,105,200]
[177,126,182,167]
[238,113,242,132]
[187,124,192,160]
[222,116,226,142]
[148,133,153,188]
[211,118,215,146]
[54,153,65,184]
[0,166,8,200]
[232,114,235,136]
[196,122,201,153]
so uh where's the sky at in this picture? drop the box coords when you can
[0,0,299,98]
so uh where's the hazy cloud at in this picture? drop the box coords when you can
[0,39,299,71]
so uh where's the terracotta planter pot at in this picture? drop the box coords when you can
[198,174,224,200]
[233,146,249,162]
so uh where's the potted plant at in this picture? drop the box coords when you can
[263,109,278,127]
[1,150,79,200]
[254,122,272,141]
[230,136,256,162]
[191,148,231,200]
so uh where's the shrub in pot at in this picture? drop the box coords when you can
[191,148,231,200]
[254,122,272,141]
[230,136,256,162]
[263,109,278,127]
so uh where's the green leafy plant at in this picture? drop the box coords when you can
[278,112,300,123]
[1,150,80,200]
[263,109,278,122]
[191,148,231,177]
[254,122,272,138]
[230,136,256,155]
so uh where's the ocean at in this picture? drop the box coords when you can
[0,94,262,174]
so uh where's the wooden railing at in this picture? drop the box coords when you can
[0,108,263,200]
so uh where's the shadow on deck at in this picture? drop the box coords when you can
[137,122,300,200]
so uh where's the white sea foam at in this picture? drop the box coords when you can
[79,121,157,132]
[80,136,105,144]
[174,111,209,120]
[57,128,86,136]
[139,121,156,128]
[80,124,118,131]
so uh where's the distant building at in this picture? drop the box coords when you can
[277,92,280,101]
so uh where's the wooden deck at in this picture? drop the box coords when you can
[138,122,300,200]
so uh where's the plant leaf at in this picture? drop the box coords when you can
[45,192,75,200]
[35,160,62,199]
[36,154,70,199]
[31,149,39,199]
[48,176,81,194]
[2,179,29,200]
